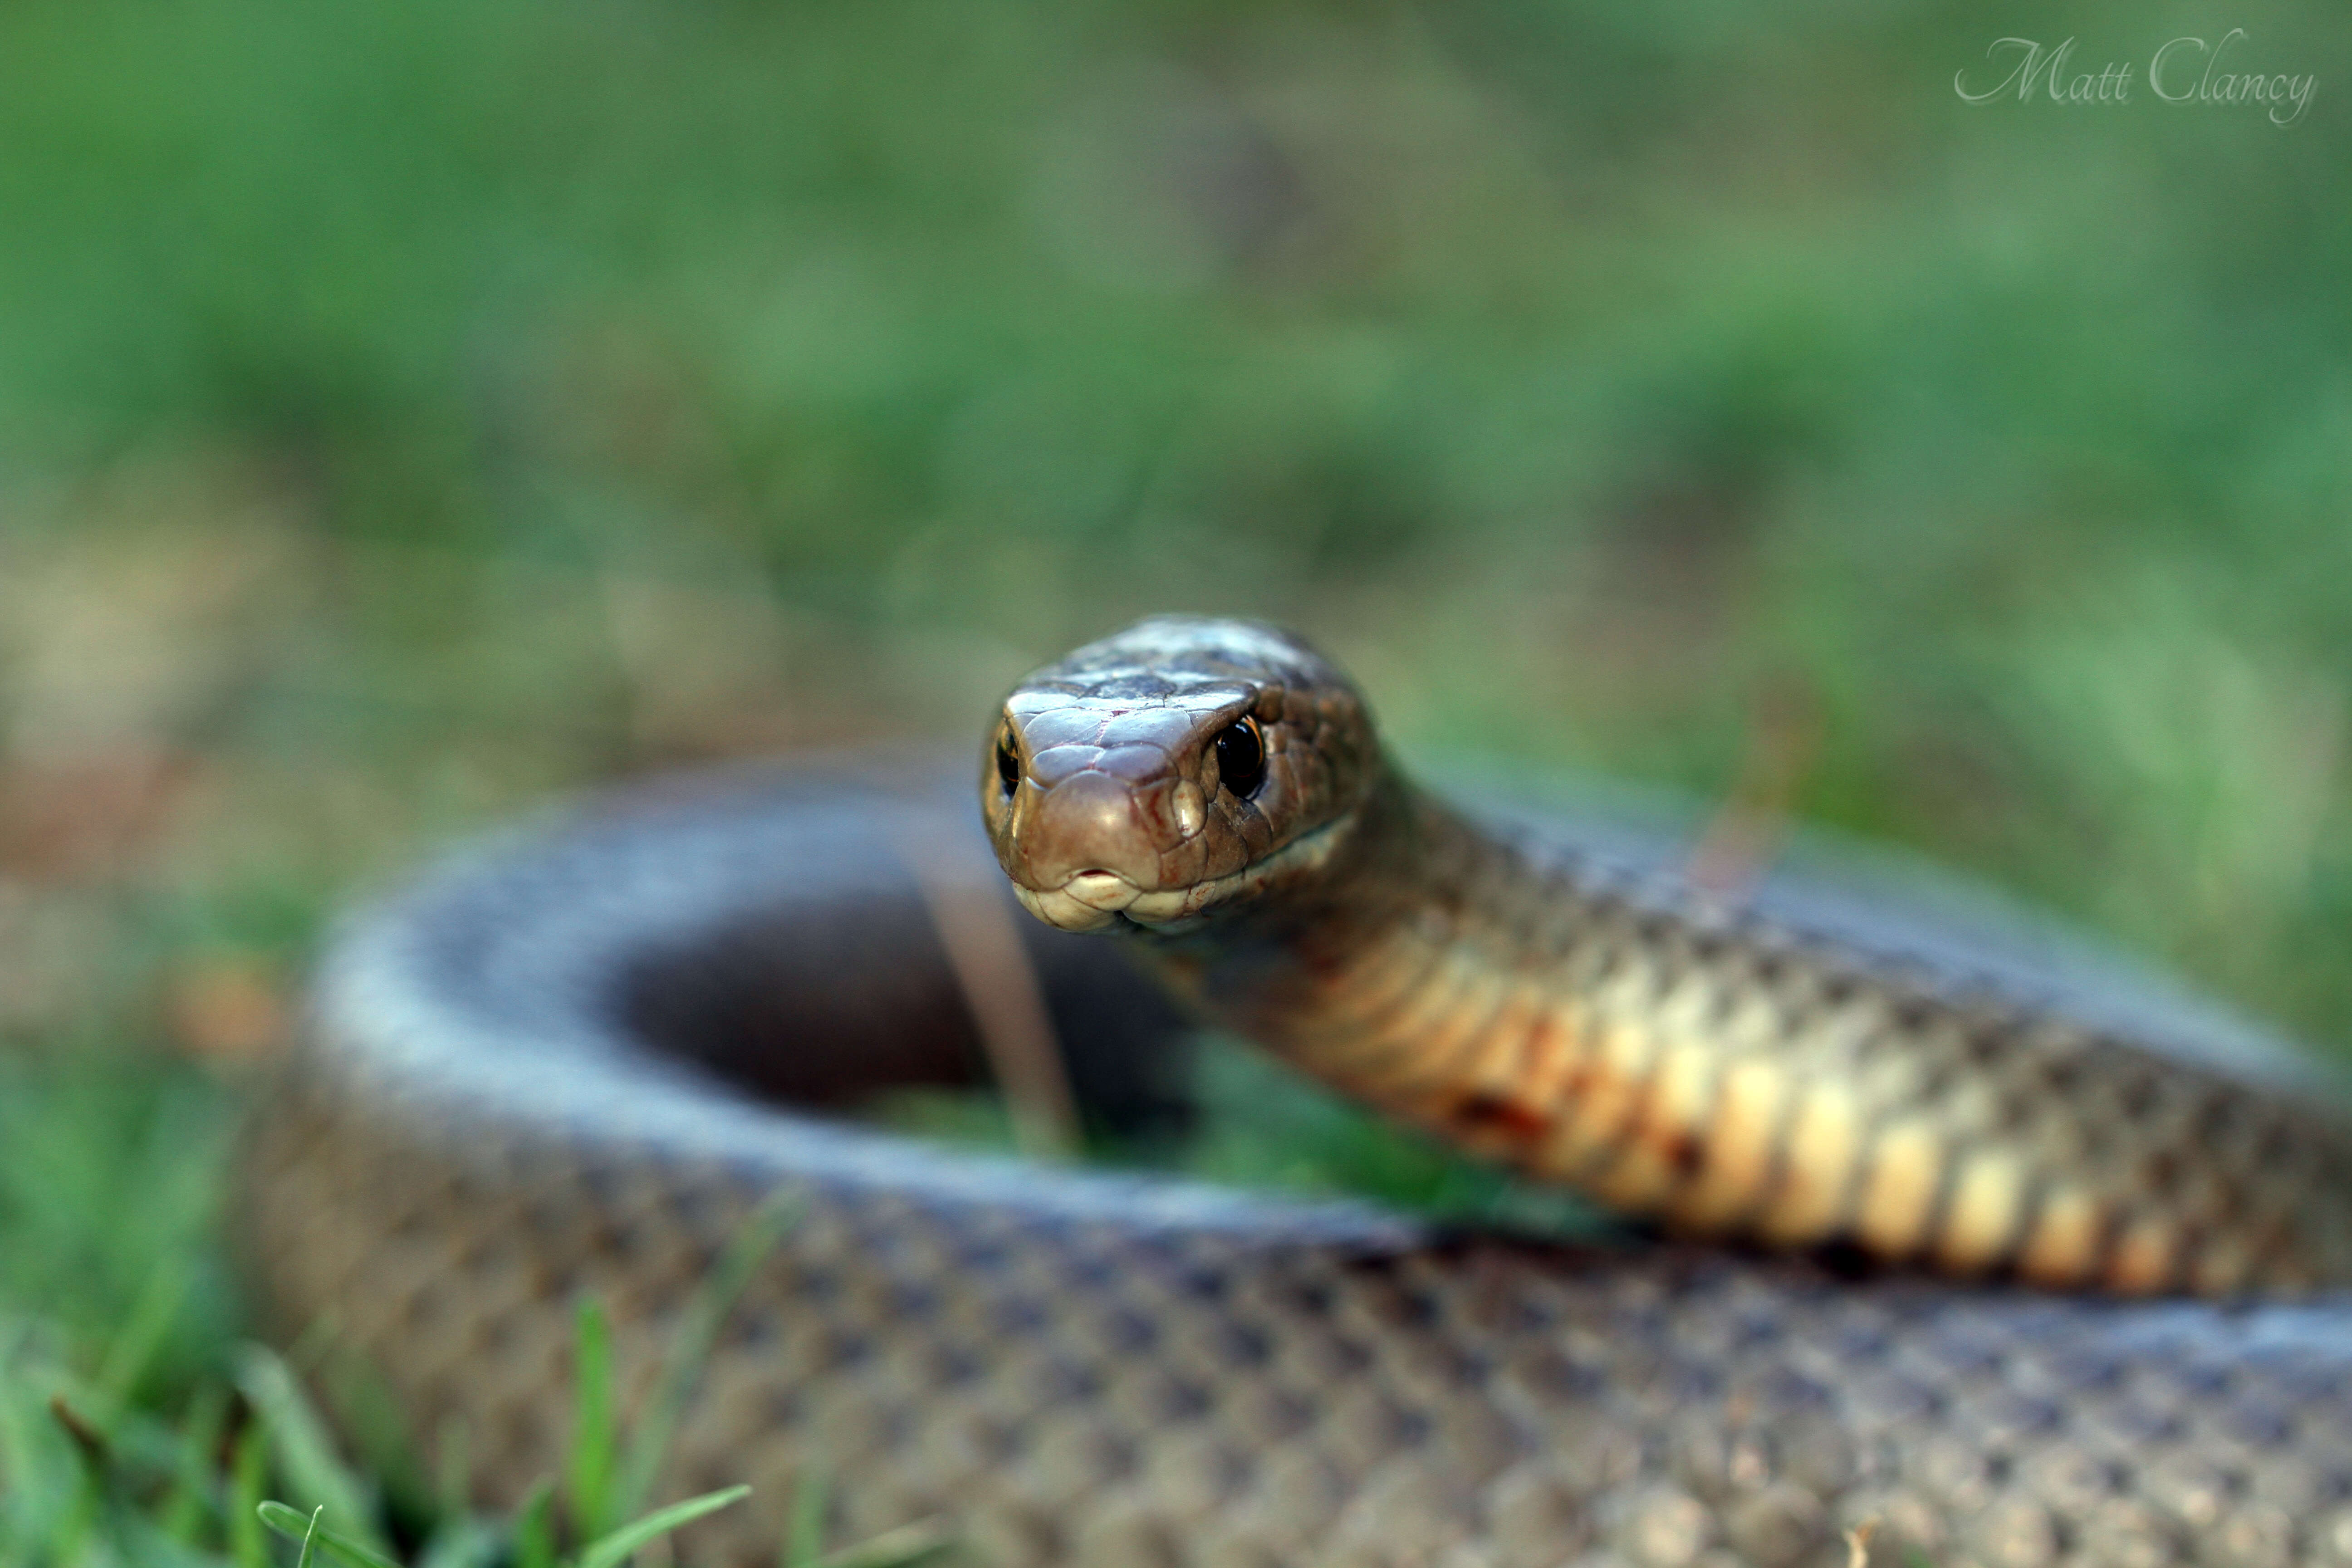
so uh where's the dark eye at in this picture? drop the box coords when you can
[1214,717,1266,799]
[995,732,1021,797]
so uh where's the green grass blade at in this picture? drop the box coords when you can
[113,1510,246,1568]
[806,1521,955,1568]
[433,1415,472,1526]
[573,1484,750,1568]
[609,1192,796,1523]
[321,1349,431,1526]
[257,1501,402,1568]
[46,1394,108,1564]
[564,1299,618,1539]
[513,1479,558,1568]
[234,1344,384,1554]
[783,1461,827,1568]
[416,1516,501,1568]
[294,1504,323,1568]
[0,1326,70,1548]
[229,1425,270,1568]
[93,1257,192,1418]
[159,1380,231,1544]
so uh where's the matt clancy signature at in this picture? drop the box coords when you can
[1956,30,2315,126]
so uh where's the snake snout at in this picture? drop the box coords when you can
[1015,771,1166,890]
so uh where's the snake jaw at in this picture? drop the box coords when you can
[1012,882,1127,932]
[1017,870,1145,932]
[1010,811,1360,936]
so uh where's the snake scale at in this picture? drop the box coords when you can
[239,617,2352,1568]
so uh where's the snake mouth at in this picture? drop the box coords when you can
[1013,873,1149,934]
[1010,812,1358,936]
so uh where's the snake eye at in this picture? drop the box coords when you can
[1214,717,1266,799]
[995,732,1021,797]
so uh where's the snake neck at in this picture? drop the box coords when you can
[1128,774,2352,1295]
[1137,771,1661,1148]
[1132,772,1615,1155]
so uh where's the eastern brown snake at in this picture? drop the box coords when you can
[239,617,2352,1567]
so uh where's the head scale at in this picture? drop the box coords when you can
[982,616,1383,933]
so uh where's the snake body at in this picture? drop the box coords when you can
[240,620,2352,1568]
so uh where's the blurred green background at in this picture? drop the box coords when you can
[2,0,2350,1386]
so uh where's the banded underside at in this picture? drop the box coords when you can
[1179,788,2352,1296]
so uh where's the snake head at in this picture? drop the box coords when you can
[983,616,1384,933]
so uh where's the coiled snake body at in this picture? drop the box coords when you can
[240,619,2352,1568]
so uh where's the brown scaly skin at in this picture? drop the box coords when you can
[987,616,2352,1294]
[242,755,2352,1568]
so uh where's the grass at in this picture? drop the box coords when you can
[0,1144,941,1568]
[5,0,2352,1557]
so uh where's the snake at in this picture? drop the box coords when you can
[237,616,2352,1568]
